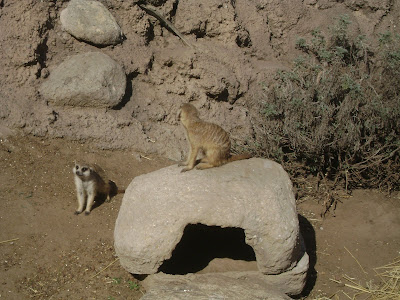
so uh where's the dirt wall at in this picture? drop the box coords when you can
[0,0,398,160]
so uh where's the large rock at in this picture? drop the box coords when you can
[141,273,292,300]
[141,252,309,296]
[60,0,123,46]
[114,158,309,295]
[40,52,126,108]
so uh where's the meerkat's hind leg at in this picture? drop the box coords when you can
[178,158,202,167]
[196,149,223,170]
[196,148,216,170]
[196,157,221,170]
[199,156,209,163]
[195,151,212,168]
[195,162,215,170]
[181,166,193,172]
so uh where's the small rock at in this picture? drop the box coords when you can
[60,0,123,46]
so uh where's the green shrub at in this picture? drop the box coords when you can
[253,15,400,196]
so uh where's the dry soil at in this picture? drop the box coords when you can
[0,135,399,299]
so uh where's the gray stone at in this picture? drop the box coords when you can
[141,273,292,300]
[39,52,126,108]
[60,0,123,46]
[114,158,308,295]
[221,249,310,295]
[140,248,309,296]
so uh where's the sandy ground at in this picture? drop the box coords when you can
[0,136,399,299]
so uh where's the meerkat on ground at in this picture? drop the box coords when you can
[177,103,251,172]
[72,162,124,215]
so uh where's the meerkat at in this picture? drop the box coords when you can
[72,162,124,215]
[177,103,251,172]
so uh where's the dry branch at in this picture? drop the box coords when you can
[91,258,119,279]
[344,246,368,274]
[0,238,19,244]
[343,258,400,300]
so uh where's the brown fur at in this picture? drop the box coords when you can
[73,162,124,215]
[177,103,251,172]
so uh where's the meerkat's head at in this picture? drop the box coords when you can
[177,103,200,124]
[73,162,92,179]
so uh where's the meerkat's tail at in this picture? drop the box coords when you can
[227,153,252,162]
[108,180,125,196]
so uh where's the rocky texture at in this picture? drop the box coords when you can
[0,1,398,299]
[0,0,399,156]
[175,0,237,43]
[141,273,292,300]
[142,250,309,296]
[114,158,301,274]
[39,52,126,108]
[115,158,309,295]
[60,0,123,46]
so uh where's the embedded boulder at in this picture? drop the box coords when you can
[141,273,292,300]
[39,52,126,108]
[114,158,309,295]
[60,0,123,46]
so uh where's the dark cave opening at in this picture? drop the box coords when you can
[158,223,257,275]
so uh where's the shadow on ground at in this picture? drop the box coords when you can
[298,214,317,298]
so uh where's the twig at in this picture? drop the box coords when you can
[344,246,368,274]
[341,290,353,299]
[329,278,342,284]
[350,145,400,170]
[316,250,331,256]
[138,4,193,48]
[344,283,371,294]
[0,238,19,244]
[91,258,119,279]
[345,282,400,297]
[375,258,400,269]
[140,155,152,160]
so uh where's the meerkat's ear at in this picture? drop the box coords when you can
[176,108,182,122]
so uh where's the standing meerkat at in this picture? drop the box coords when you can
[73,162,124,215]
[177,103,251,172]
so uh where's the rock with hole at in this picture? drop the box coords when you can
[114,158,309,295]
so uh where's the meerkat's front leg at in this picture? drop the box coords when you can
[178,146,192,167]
[85,189,96,215]
[181,145,199,172]
[75,181,85,215]
[178,128,192,167]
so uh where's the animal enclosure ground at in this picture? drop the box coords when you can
[0,136,399,299]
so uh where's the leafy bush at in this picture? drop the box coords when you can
[253,15,399,199]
